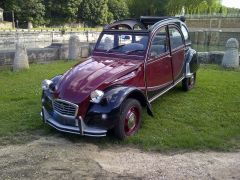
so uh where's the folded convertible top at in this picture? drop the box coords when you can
[104,16,185,31]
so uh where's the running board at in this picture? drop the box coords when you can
[149,77,185,103]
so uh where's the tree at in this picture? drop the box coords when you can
[0,1,5,9]
[21,0,45,25]
[79,0,108,26]
[5,0,45,26]
[127,0,168,17]
[108,0,129,21]
[167,0,222,15]
[44,0,81,25]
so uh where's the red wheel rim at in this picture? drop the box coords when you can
[124,106,140,136]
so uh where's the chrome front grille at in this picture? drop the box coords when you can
[53,99,78,117]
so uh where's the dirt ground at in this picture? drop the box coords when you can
[0,136,239,180]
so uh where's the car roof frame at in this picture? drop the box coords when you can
[103,16,186,33]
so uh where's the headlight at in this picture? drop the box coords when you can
[41,79,52,90]
[90,90,104,103]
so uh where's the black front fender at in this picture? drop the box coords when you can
[85,86,153,129]
[51,74,63,84]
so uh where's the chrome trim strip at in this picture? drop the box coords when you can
[54,110,76,119]
[147,52,170,64]
[149,76,185,103]
[79,116,84,135]
[147,81,172,91]
[42,107,107,137]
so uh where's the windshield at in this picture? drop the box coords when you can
[95,33,149,56]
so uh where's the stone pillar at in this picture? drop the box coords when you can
[68,35,80,60]
[197,30,205,45]
[13,42,29,71]
[28,21,33,29]
[89,43,96,54]
[59,44,69,60]
[81,46,90,58]
[0,8,3,22]
[222,38,239,68]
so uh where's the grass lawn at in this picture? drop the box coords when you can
[0,61,239,151]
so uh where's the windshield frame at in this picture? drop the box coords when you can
[93,30,150,60]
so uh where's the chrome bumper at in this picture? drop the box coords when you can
[41,107,107,137]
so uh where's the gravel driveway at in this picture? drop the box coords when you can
[0,136,239,179]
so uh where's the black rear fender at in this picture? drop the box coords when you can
[185,47,199,77]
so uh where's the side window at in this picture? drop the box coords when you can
[181,24,189,42]
[150,27,169,58]
[98,34,114,51]
[169,26,184,49]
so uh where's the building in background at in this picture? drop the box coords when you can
[0,8,3,22]
[0,8,13,29]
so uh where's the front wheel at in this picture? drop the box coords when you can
[182,73,196,91]
[114,98,142,140]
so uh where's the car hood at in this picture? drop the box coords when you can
[55,56,142,104]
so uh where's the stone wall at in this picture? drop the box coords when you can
[0,31,100,50]
[0,42,95,68]
[0,48,59,67]
[0,22,12,29]
[0,43,239,68]
[189,31,240,46]
[186,17,240,29]
[198,51,240,65]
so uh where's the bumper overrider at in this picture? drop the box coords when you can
[41,95,107,137]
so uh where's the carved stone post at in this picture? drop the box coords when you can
[13,42,29,71]
[68,35,80,60]
[222,38,239,68]
[28,21,33,29]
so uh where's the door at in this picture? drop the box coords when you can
[169,25,185,81]
[146,26,173,99]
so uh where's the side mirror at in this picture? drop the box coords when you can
[122,35,131,40]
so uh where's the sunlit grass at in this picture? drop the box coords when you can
[0,62,239,151]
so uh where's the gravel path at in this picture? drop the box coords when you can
[0,136,239,179]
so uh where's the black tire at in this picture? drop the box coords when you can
[114,98,142,140]
[182,72,196,91]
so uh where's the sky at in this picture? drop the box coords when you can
[221,0,240,9]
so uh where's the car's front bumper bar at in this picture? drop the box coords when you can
[41,107,107,137]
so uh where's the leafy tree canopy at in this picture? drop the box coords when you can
[127,0,168,17]
[167,0,222,15]
[44,0,81,25]
[5,0,45,26]
[108,0,129,21]
[78,0,108,26]
[0,0,239,27]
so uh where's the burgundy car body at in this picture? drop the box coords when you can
[41,16,199,137]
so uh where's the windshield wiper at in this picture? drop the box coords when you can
[107,45,125,53]
[126,49,144,55]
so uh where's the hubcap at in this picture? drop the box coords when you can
[128,112,136,129]
[189,75,195,86]
[124,107,140,136]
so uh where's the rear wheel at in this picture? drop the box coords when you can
[182,73,196,91]
[114,98,142,140]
